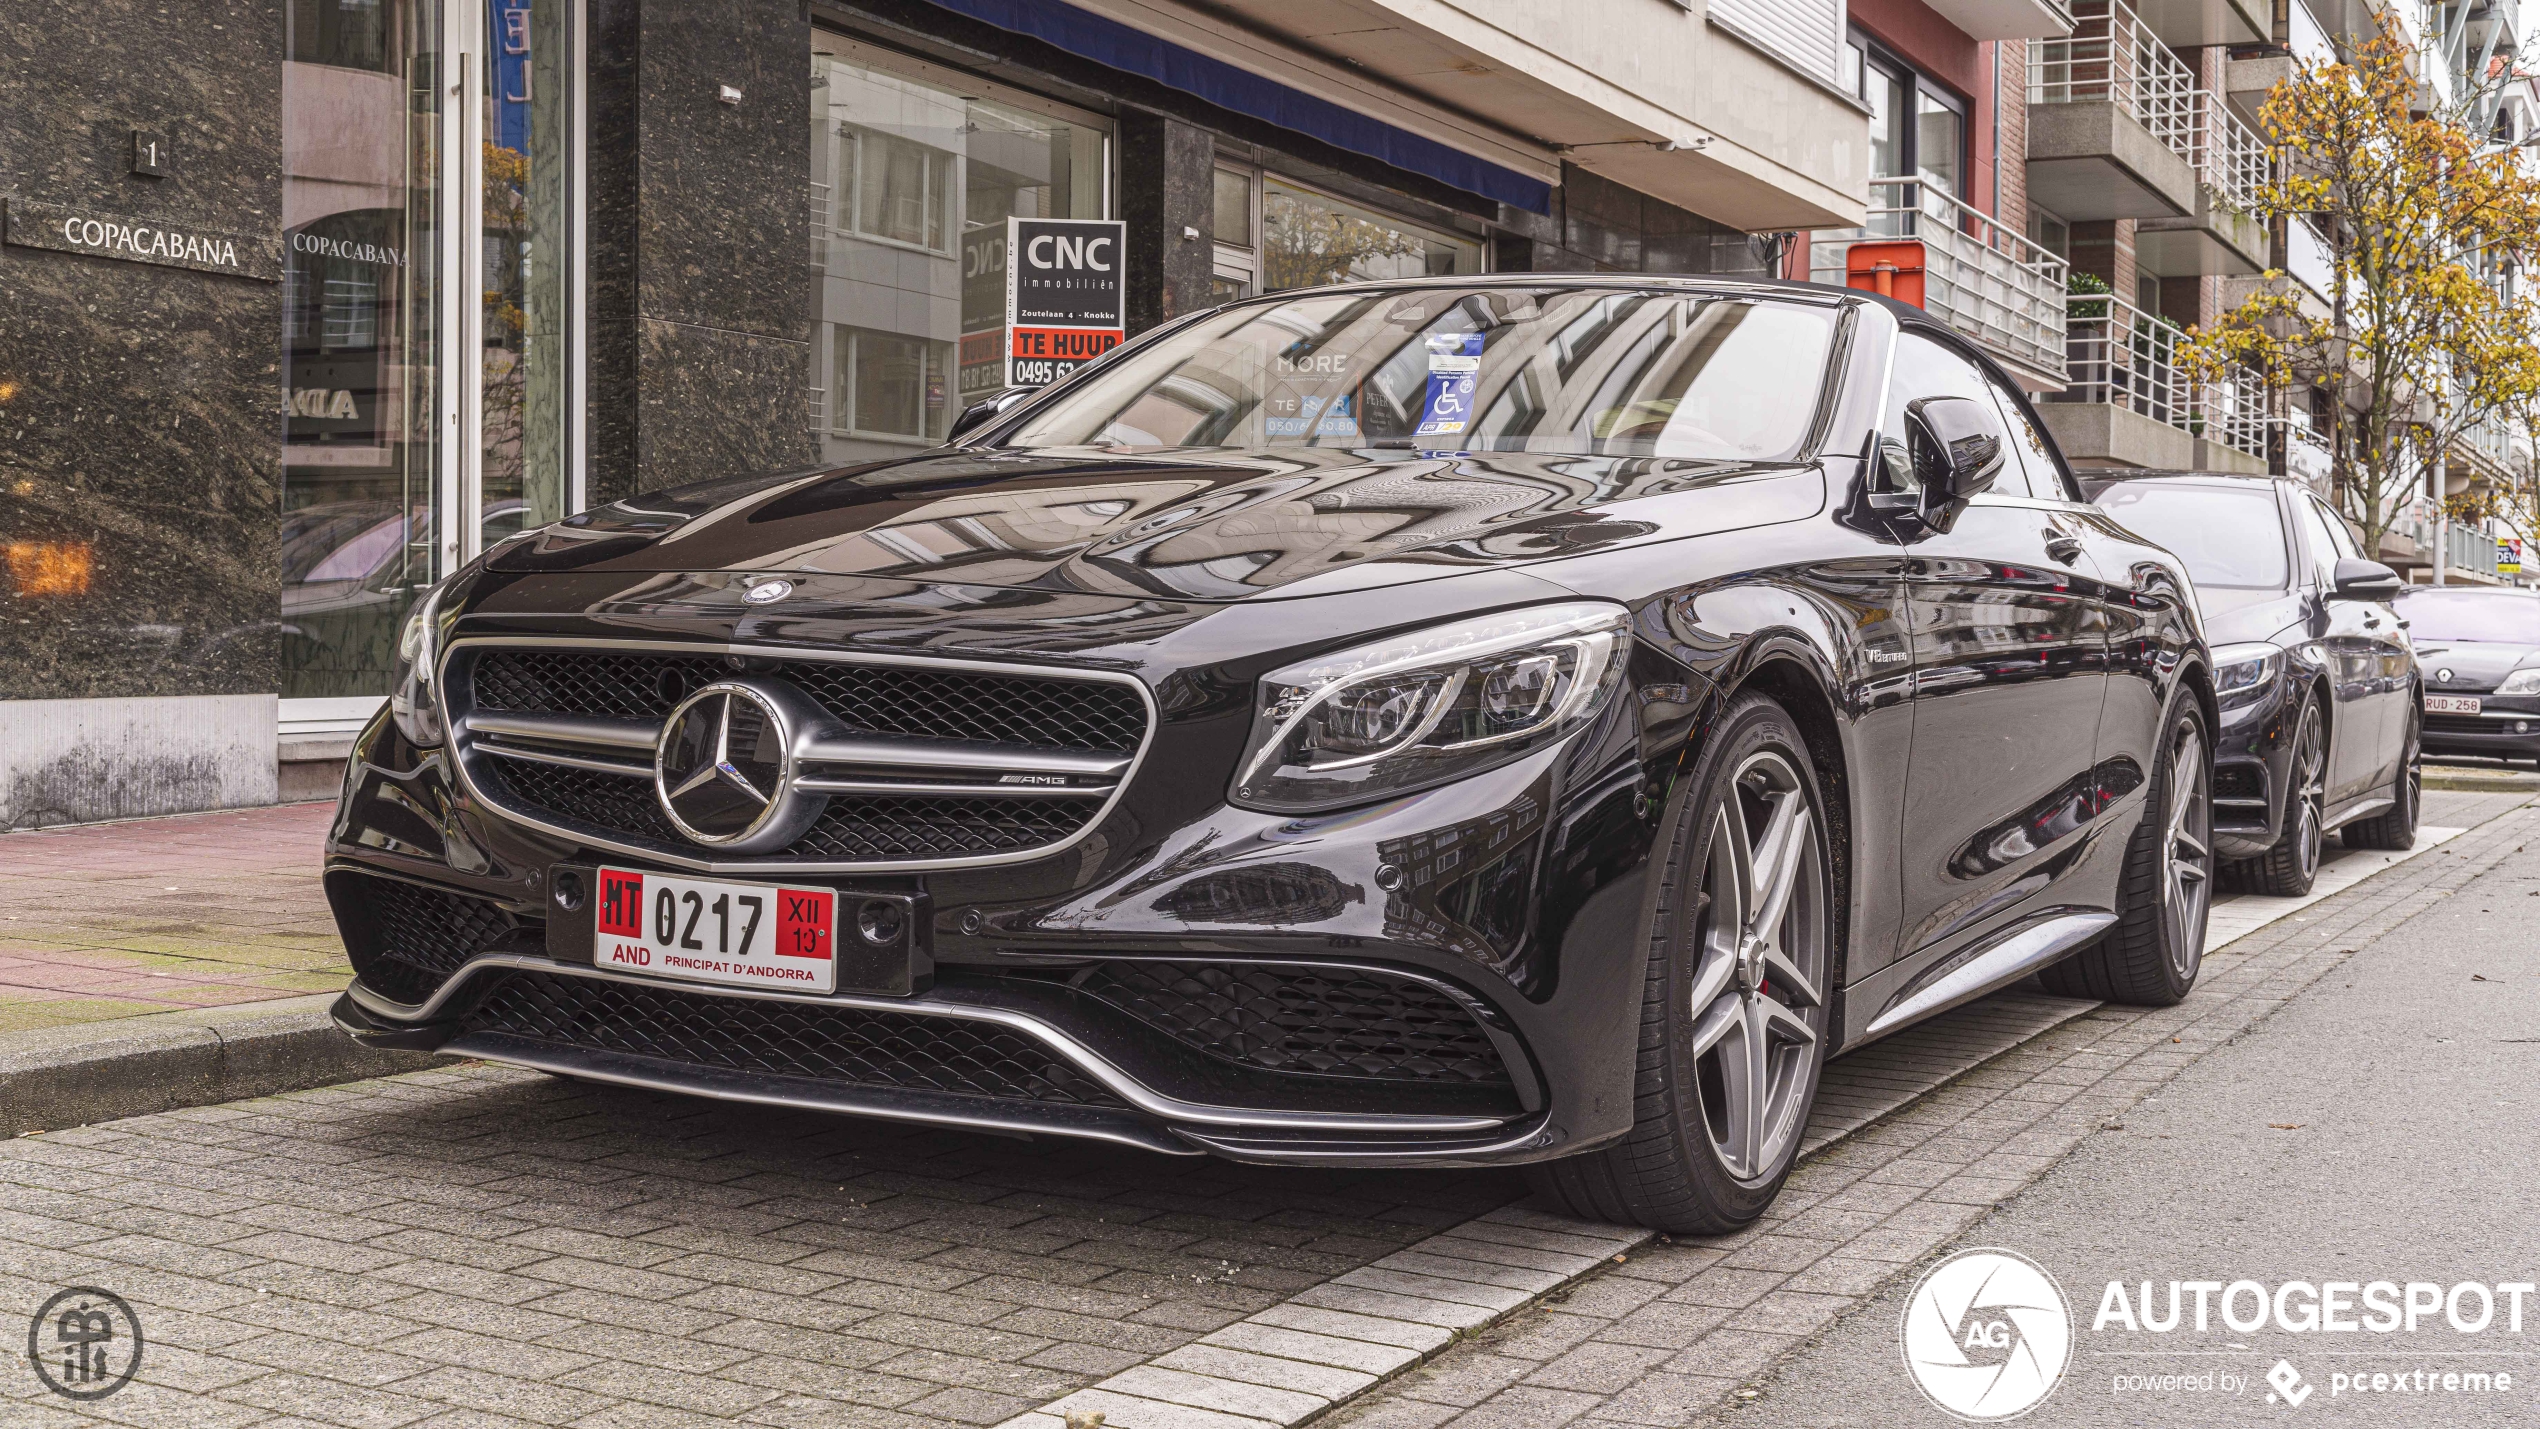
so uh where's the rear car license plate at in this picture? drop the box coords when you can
[2426,695,2481,715]
[593,867,836,993]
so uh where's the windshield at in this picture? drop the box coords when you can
[2094,483,2289,589]
[2393,589,2540,643]
[1004,286,1842,461]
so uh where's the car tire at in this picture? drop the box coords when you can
[2343,705,2421,850]
[1524,693,1834,1235]
[2038,700,2213,1007]
[2246,696,2325,896]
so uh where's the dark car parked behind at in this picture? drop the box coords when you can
[324,277,2214,1234]
[2086,471,2420,896]
[2398,584,2540,765]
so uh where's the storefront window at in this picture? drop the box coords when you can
[480,0,575,550]
[1259,178,1481,292]
[280,0,444,699]
[809,46,1109,464]
[281,0,574,702]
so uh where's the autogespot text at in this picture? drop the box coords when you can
[2094,1279,2536,1334]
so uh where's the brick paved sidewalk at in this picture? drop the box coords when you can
[0,803,345,1033]
[1312,797,2540,1429]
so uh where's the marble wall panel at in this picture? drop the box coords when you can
[0,0,284,702]
[587,0,813,502]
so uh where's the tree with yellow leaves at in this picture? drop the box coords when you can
[2180,10,2540,556]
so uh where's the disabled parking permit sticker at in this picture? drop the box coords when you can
[1415,333,1483,439]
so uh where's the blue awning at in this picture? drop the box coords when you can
[913,0,1554,214]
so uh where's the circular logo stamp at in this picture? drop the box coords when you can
[1901,1249,2069,1422]
[743,579,794,605]
[26,1286,143,1401]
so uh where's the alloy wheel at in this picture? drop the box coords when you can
[2164,723,2213,980]
[2291,706,2325,882]
[1689,750,1828,1185]
[2400,717,2421,827]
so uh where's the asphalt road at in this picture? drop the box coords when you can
[1708,829,2540,1428]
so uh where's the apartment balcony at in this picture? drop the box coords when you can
[2028,0,2204,219]
[2137,95,2271,274]
[2390,499,2506,579]
[2288,414,2335,491]
[2132,0,2268,46]
[2040,291,2268,470]
[2227,0,2333,122]
[2451,413,2517,486]
[1809,178,2071,391]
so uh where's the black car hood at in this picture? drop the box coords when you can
[490,447,1827,602]
[2198,586,2306,647]
[2412,640,2540,687]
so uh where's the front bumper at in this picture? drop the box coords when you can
[330,956,1559,1164]
[2423,698,2540,760]
[2212,674,2299,860]
[325,672,1671,1167]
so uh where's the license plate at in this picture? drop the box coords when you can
[2427,695,2481,715]
[592,867,836,993]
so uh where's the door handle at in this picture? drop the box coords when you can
[2044,535,2084,564]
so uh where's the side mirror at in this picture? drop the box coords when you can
[1906,395,2003,509]
[2330,557,2404,601]
[947,385,1040,444]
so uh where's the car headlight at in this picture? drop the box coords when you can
[1230,602,1632,814]
[2212,642,2282,708]
[389,585,447,747]
[2497,668,2540,695]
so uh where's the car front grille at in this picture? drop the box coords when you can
[1076,961,1512,1085]
[470,648,1148,753]
[455,645,1148,867]
[459,969,1126,1107]
[332,873,521,1005]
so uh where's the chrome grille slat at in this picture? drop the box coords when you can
[465,711,661,750]
[478,742,656,778]
[795,732,1130,779]
[792,777,1114,799]
[445,638,1155,873]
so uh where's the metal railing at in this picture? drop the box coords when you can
[2030,0,2201,166]
[1809,178,2071,384]
[2451,520,2503,576]
[2055,289,2267,457]
[2194,94,2270,209]
[2287,408,2335,491]
[2460,412,2516,476]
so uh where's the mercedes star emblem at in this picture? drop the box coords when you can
[743,579,794,605]
[655,682,807,850]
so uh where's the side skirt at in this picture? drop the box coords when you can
[1832,910,2118,1053]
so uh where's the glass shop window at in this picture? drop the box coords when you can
[809,45,1110,464]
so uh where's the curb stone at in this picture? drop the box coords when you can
[0,993,433,1137]
[2423,766,2540,792]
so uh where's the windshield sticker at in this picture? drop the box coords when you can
[1277,350,1351,376]
[1316,393,1360,438]
[1416,333,1483,439]
[1264,388,1360,439]
[1264,389,1322,438]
